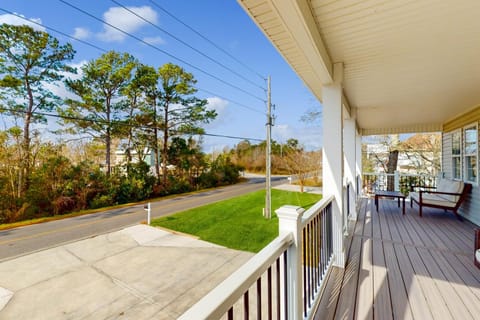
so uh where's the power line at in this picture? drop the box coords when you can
[0,8,265,116]
[196,87,265,115]
[0,7,107,53]
[58,0,267,103]
[149,0,266,82]
[0,106,264,142]
[183,131,262,142]
[109,0,266,92]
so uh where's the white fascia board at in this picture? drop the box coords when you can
[268,0,333,85]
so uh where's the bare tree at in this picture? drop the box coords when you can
[400,133,441,176]
[282,148,322,192]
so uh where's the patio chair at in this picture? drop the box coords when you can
[410,179,472,218]
[475,229,480,268]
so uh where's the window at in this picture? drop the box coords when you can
[464,124,477,183]
[452,130,461,180]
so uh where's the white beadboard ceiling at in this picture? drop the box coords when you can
[238,0,480,135]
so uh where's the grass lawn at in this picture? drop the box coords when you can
[151,189,322,253]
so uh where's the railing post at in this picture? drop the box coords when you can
[276,205,304,320]
[394,171,400,191]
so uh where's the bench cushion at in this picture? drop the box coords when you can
[410,191,456,208]
[435,179,464,202]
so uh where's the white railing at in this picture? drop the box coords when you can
[299,196,335,319]
[179,195,335,320]
[179,233,293,320]
[363,171,437,195]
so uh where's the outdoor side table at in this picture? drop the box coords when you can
[374,190,406,215]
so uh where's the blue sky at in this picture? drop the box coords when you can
[1,0,322,152]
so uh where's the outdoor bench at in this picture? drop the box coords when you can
[410,178,471,218]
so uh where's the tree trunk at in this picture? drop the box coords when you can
[162,102,169,187]
[106,98,111,176]
[106,127,111,175]
[386,150,399,191]
[126,96,136,166]
[153,100,160,181]
[21,79,34,196]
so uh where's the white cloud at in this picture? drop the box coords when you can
[0,13,45,31]
[205,97,230,128]
[97,6,157,42]
[142,36,165,45]
[44,60,88,100]
[65,60,87,80]
[272,124,290,142]
[73,27,90,40]
[273,124,322,151]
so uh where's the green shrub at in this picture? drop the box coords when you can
[90,194,115,209]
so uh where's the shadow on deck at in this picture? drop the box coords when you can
[315,196,480,320]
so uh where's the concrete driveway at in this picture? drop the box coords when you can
[0,225,253,319]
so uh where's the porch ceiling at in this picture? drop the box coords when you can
[238,0,480,135]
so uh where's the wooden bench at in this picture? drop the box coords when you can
[410,179,472,218]
[476,229,480,268]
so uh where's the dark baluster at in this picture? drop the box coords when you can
[267,267,272,320]
[257,278,262,320]
[244,291,249,320]
[276,257,280,320]
[305,222,313,308]
[303,228,307,316]
[283,251,288,320]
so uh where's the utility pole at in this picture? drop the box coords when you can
[265,76,272,219]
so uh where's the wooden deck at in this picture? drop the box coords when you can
[315,197,480,320]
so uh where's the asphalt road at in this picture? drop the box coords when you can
[0,176,287,261]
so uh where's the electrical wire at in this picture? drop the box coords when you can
[58,0,267,103]
[149,0,266,82]
[0,7,107,53]
[109,0,266,92]
[196,87,265,115]
[0,106,264,142]
[0,8,265,116]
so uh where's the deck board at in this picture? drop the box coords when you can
[334,235,362,320]
[404,245,452,320]
[372,239,393,320]
[383,241,414,320]
[416,247,474,320]
[318,197,480,320]
[355,237,373,320]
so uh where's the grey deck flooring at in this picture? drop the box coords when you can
[315,197,480,320]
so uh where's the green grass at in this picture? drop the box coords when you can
[151,189,322,253]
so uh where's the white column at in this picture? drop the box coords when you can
[344,117,357,221]
[394,171,400,191]
[322,63,345,268]
[277,205,304,320]
[356,132,362,199]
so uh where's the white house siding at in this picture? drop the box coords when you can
[442,132,452,179]
[442,123,480,226]
[460,123,480,226]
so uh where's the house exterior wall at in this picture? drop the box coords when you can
[442,132,453,179]
[442,106,480,226]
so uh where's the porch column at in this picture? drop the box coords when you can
[356,132,362,198]
[322,63,345,268]
[344,117,357,221]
